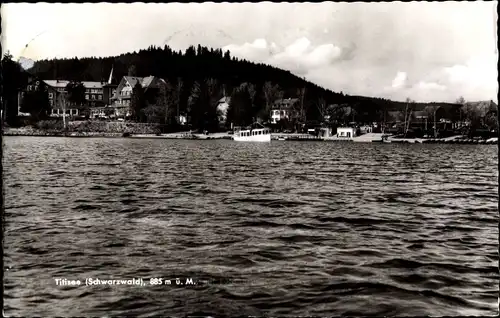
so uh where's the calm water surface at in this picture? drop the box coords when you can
[3,137,499,316]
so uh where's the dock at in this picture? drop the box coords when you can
[272,133,323,141]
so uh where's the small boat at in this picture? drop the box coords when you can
[233,123,271,142]
[277,137,286,141]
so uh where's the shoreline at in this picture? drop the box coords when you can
[3,129,498,145]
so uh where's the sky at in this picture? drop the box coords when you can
[2,2,498,103]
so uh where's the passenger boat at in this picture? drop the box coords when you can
[233,123,271,142]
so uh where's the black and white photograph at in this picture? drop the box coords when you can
[2,1,498,316]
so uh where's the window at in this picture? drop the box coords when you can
[91,94,95,100]
[98,95,102,100]
[85,94,89,100]
[49,93,53,99]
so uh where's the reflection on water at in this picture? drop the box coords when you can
[3,137,498,316]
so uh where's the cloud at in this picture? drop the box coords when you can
[444,53,497,87]
[415,81,446,91]
[391,72,408,89]
[3,2,497,102]
[284,37,310,57]
[223,39,272,62]
[224,36,344,75]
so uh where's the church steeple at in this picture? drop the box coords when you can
[108,66,114,84]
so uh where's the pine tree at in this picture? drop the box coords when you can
[131,82,145,122]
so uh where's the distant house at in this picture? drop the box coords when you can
[177,114,187,126]
[90,68,118,119]
[336,127,357,138]
[44,80,107,106]
[411,106,447,130]
[271,98,299,124]
[360,125,373,134]
[110,75,166,118]
[18,78,90,118]
[386,104,460,132]
[17,77,43,116]
[217,96,231,125]
[462,100,498,118]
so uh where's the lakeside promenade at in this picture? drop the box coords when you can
[4,127,498,144]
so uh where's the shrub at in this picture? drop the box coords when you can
[35,119,64,131]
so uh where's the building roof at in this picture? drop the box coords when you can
[43,80,105,89]
[422,105,442,113]
[413,110,428,118]
[218,96,231,104]
[123,76,157,90]
[273,98,299,109]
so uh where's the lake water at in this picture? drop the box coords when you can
[3,137,498,316]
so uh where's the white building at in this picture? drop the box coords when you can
[217,96,230,124]
[270,98,298,124]
[360,125,373,134]
[336,127,357,138]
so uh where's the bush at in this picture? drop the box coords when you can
[35,119,64,131]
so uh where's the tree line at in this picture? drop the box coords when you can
[2,45,498,136]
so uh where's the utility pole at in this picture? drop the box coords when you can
[434,108,437,138]
[405,110,412,138]
[176,77,182,124]
[382,110,386,134]
[63,93,67,130]
[403,101,408,135]
[58,92,68,130]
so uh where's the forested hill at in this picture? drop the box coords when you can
[29,45,347,101]
[27,44,457,112]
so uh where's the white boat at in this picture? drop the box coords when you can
[233,124,271,142]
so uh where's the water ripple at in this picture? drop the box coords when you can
[3,137,498,316]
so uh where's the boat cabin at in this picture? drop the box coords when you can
[238,128,270,137]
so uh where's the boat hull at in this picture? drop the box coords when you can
[233,134,271,142]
